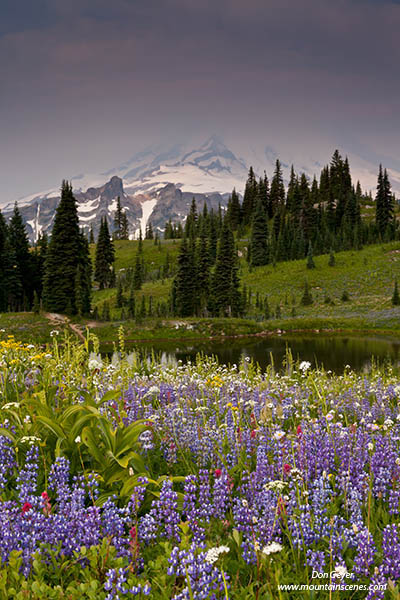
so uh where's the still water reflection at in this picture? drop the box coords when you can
[101,333,400,373]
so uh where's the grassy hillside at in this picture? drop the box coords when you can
[91,238,400,326]
[3,239,400,343]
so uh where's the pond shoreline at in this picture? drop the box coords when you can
[98,327,400,346]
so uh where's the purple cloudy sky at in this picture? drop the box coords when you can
[1,0,399,204]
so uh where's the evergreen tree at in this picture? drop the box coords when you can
[113,196,123,239]
[300,280,313,306]
[341,289,350,302]
[392,280,400,306]
[89,226,95,244]
[208,211,218,264]
[306,242,316,269]
[228,188,241,230]
[78,231,92,314]
[116,278,124,308]
[3,235,22,311]
[173,237,196,317]
[94,217,115,289]
[145,222,154,240]
[300,174,316,242]
[376,165,394,238]
[0,211,7,311]
[74,265,85,316]
[270,159,285,217]
[120,212,129,240]
[185,198,198,239]
[43,181,91,314]
[8,203,33,309]
[250,198,269,266]
[241,167,258,225]
[128,283,135,319]
[133,251,143,290]
[286,166,297,213]
[209,220,242,317]
[197,228,211,314]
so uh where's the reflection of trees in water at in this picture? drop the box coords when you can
[104,335,400,374]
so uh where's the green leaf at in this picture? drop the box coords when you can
[35,415,65,440]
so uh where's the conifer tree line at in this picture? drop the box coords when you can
[230,151,397,267]
[0,181,93,315]
[171,199,243,317]
[0,203,47,312]
[0,151,397,319]
[168,151,398,318]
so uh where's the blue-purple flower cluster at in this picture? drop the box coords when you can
[3,344,400,596]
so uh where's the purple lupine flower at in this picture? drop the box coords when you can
[353,527,376,577]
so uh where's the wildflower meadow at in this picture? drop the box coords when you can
[0,328,399,598]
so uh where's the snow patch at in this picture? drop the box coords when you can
[108,197,119,214]
[139,199,157,237]
[77,196,100,213]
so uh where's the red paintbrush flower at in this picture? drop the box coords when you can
[22,502,32,515]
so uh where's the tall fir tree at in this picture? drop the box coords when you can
[196,223,211,314]
[375,165,394,238]
[227,188,241,230]
[209,219,242,317]
[8,203,33,309]
[270,159,286,217]
[113,196,123,239]
[94,217,115,289]
[241,167,258,225]
[250,198,269,266]
[0,211,8,311]
[120,212,129,240]
[173,237,196,317]
[43,181,91,314]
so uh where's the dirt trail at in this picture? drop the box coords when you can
[44,313,86,343]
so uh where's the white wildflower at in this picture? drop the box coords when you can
[262,542,283,556]
[148,386,160,395]
[264,480,287,493]
[333,565,348,579]
[88,359,102,370]
[273,430,285,441]
[49,330,59,337]
[20,436,41,445]
[74,436,81,443]
[299,361,311,373]
[205,546,230,564]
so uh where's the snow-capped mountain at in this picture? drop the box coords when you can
[3,135,400,243]
[4,136,248,242]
